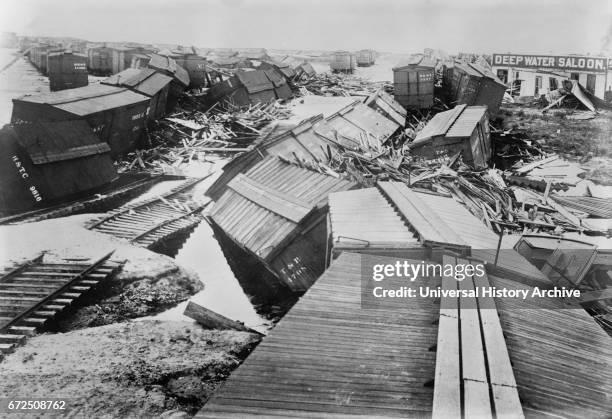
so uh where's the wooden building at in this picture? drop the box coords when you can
[11,84,151,157]
[356,49,376,66]
[101,68,173,120]
[47,51,88,92]
[0,121,117,214]
[411,104,491,169]
[444,61,507,114]
[208,70,292,107]
[330,50,356,73]
[392,55,436,110]
[208,156,356,291]
[87,45,114,76]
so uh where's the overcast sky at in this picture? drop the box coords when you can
[1,0,611,55]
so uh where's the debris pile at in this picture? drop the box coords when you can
[118,101,292,173]
[295,72,390,97]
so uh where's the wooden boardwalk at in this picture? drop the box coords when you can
[198,252,440,418]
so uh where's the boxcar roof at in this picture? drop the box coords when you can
[102,68,172,97]
[413,104,487,144]
[393,54,436,70]
[210,156,355,261]
[14,83,150,116]
[146,53,190,87]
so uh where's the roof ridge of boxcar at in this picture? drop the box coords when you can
[14,84,139,106]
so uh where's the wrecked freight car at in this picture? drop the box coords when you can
[410,104,491,169]
[102,68,172,120]
[0,120,117,214]
[208,155,356,292]
[330,50,356,73]
[208,70,292,107]
[11,83,151,157]
[443,61,506,114]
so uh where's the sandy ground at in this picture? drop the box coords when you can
[0,213,204,328]
[0,320,260,418]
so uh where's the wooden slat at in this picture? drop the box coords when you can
[197,252,438,418]
[578,287,612,303]
[432,254,461,419]
[378,181,466,248]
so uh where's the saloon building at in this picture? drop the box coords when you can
[491,53,611,99]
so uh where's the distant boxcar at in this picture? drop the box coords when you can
[11,84,151,157]
[356,49,376,67]
[47,51,88,92]
[392,55,436,110]
[171,51,209,88]
[87,46,114,76]
[330,51,356,73]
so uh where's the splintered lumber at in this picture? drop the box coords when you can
[514,155,559,174]
[183,301,259,334]
[578,288,612,303]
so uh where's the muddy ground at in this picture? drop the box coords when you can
[0,321,260,418]
[497,105,612,184]
[0,214,262,418]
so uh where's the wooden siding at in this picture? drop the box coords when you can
[198,252,439,418]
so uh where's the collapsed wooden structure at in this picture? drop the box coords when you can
[198,251,612,418]
[411,104,491,169]
[443,61,507,114]
[208,156,356,291]
[208,70,293,107]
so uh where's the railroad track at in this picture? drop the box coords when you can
[0,251,121,360]
[88,176,211,248]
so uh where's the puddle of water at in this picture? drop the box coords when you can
[140,158,296,334]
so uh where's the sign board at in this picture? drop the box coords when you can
[492,54,608,73]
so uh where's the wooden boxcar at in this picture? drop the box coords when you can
[444,61,506,114]
[0,120,117,214]
[170,49,209,88]
[330,51,356,73]
[392,55,436,110]
[258,60,297,81]
[11,84,151,157]
[356,49,376,66]
[410,104,491,169]
[47,51,88,92]
[101,68,172,120]
[208,70,288,107]
[87,46,114,76]
[209,156,356,292]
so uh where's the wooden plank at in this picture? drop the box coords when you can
[183,301,261,334]
[432,254,461,419]
[228,173,313,223]
[514,155,560,174]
